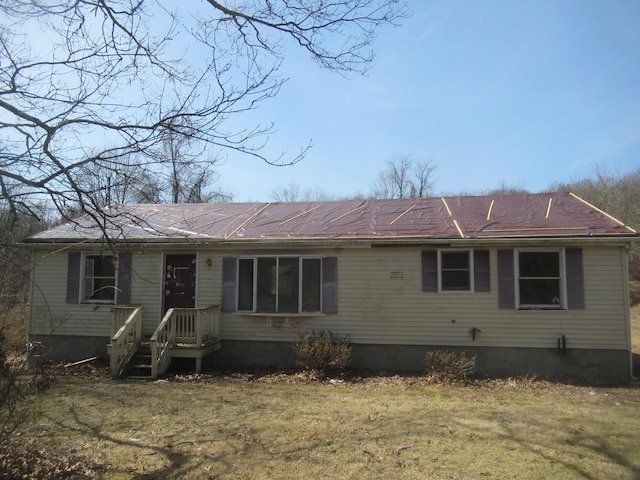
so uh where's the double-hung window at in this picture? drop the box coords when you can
[237,256,322,313]
[516,250,563,309]
[439,250,472,291]
[66,252,132,305]
[83,254,117,303]
[422,249,490,293]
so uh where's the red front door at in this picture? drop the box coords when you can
[163,254,196,313]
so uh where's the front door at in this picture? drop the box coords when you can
[163,254,197,313]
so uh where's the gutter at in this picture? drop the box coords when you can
[21,233,637,248]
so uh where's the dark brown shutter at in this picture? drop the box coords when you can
[473,250,490,292]
[322,257,338,314]
[221,257,236,312]
[66,252,81,303]
[497,249,515,309]
[117,252,132,305]
[421,250,438,292]
[565,248,585,309]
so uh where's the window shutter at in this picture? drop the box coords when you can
[221,257,236,312]
[421,250,438,292]
[322,257,338,314]
[497,249,515,309]
[565,248,585,309]
[66,252,81,303]
[117,252,132,305]
[473,250,490,292]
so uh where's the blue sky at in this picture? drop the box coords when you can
[219,1,640,201]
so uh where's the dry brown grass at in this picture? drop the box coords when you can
[10,370,640,480]
[0,303,28,352]
[3,303,640,478]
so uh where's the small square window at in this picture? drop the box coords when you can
[440,251,471,291]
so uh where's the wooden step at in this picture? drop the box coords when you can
[123,342,155,379]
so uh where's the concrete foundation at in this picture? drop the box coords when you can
[28,334,110,365]
[30,334,631,382]
[214,340,631,382]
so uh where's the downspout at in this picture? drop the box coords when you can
[623,244,639,381]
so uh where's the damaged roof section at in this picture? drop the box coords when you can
[26,192,638,244]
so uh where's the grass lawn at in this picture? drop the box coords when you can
[4,303,638,479]
[11,369,640,480]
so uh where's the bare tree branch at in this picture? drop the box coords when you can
[0,0,406,233]
[371,154,437,199]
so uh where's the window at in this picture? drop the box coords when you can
[439,251,471,291]
[83,254,117,303]
[517,250,563,309]
[236,256,322,313]
[422,249,489,293]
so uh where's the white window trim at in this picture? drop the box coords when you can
[82,253,118,304]
[515,248,567,310]
[438,249,474,293]
[236,255,323,314]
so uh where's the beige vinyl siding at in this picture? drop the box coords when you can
[131,253,162,334]
[197,253,221,309]
[30,250,163,337]
[29,244,630,351]
[30,251,112,336]
[217,246,630,351]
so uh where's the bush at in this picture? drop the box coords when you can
[292,330,352,374]
[424,350,476,384]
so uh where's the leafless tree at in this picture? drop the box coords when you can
[552,164,640,300]
[142,120,232,204]
[0,0,407,229]
[553,165,640,230]
[371,154,437,199]
[270,182,336,202]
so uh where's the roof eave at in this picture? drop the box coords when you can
[22,233,637,249]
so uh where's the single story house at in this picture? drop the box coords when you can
[25,192,638,380]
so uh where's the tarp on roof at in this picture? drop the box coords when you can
[26,192,638,244]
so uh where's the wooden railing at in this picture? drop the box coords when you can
[150,309,172,379]
[111,306,140,338]
[109,307,143,379]
[150,305,221,378]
